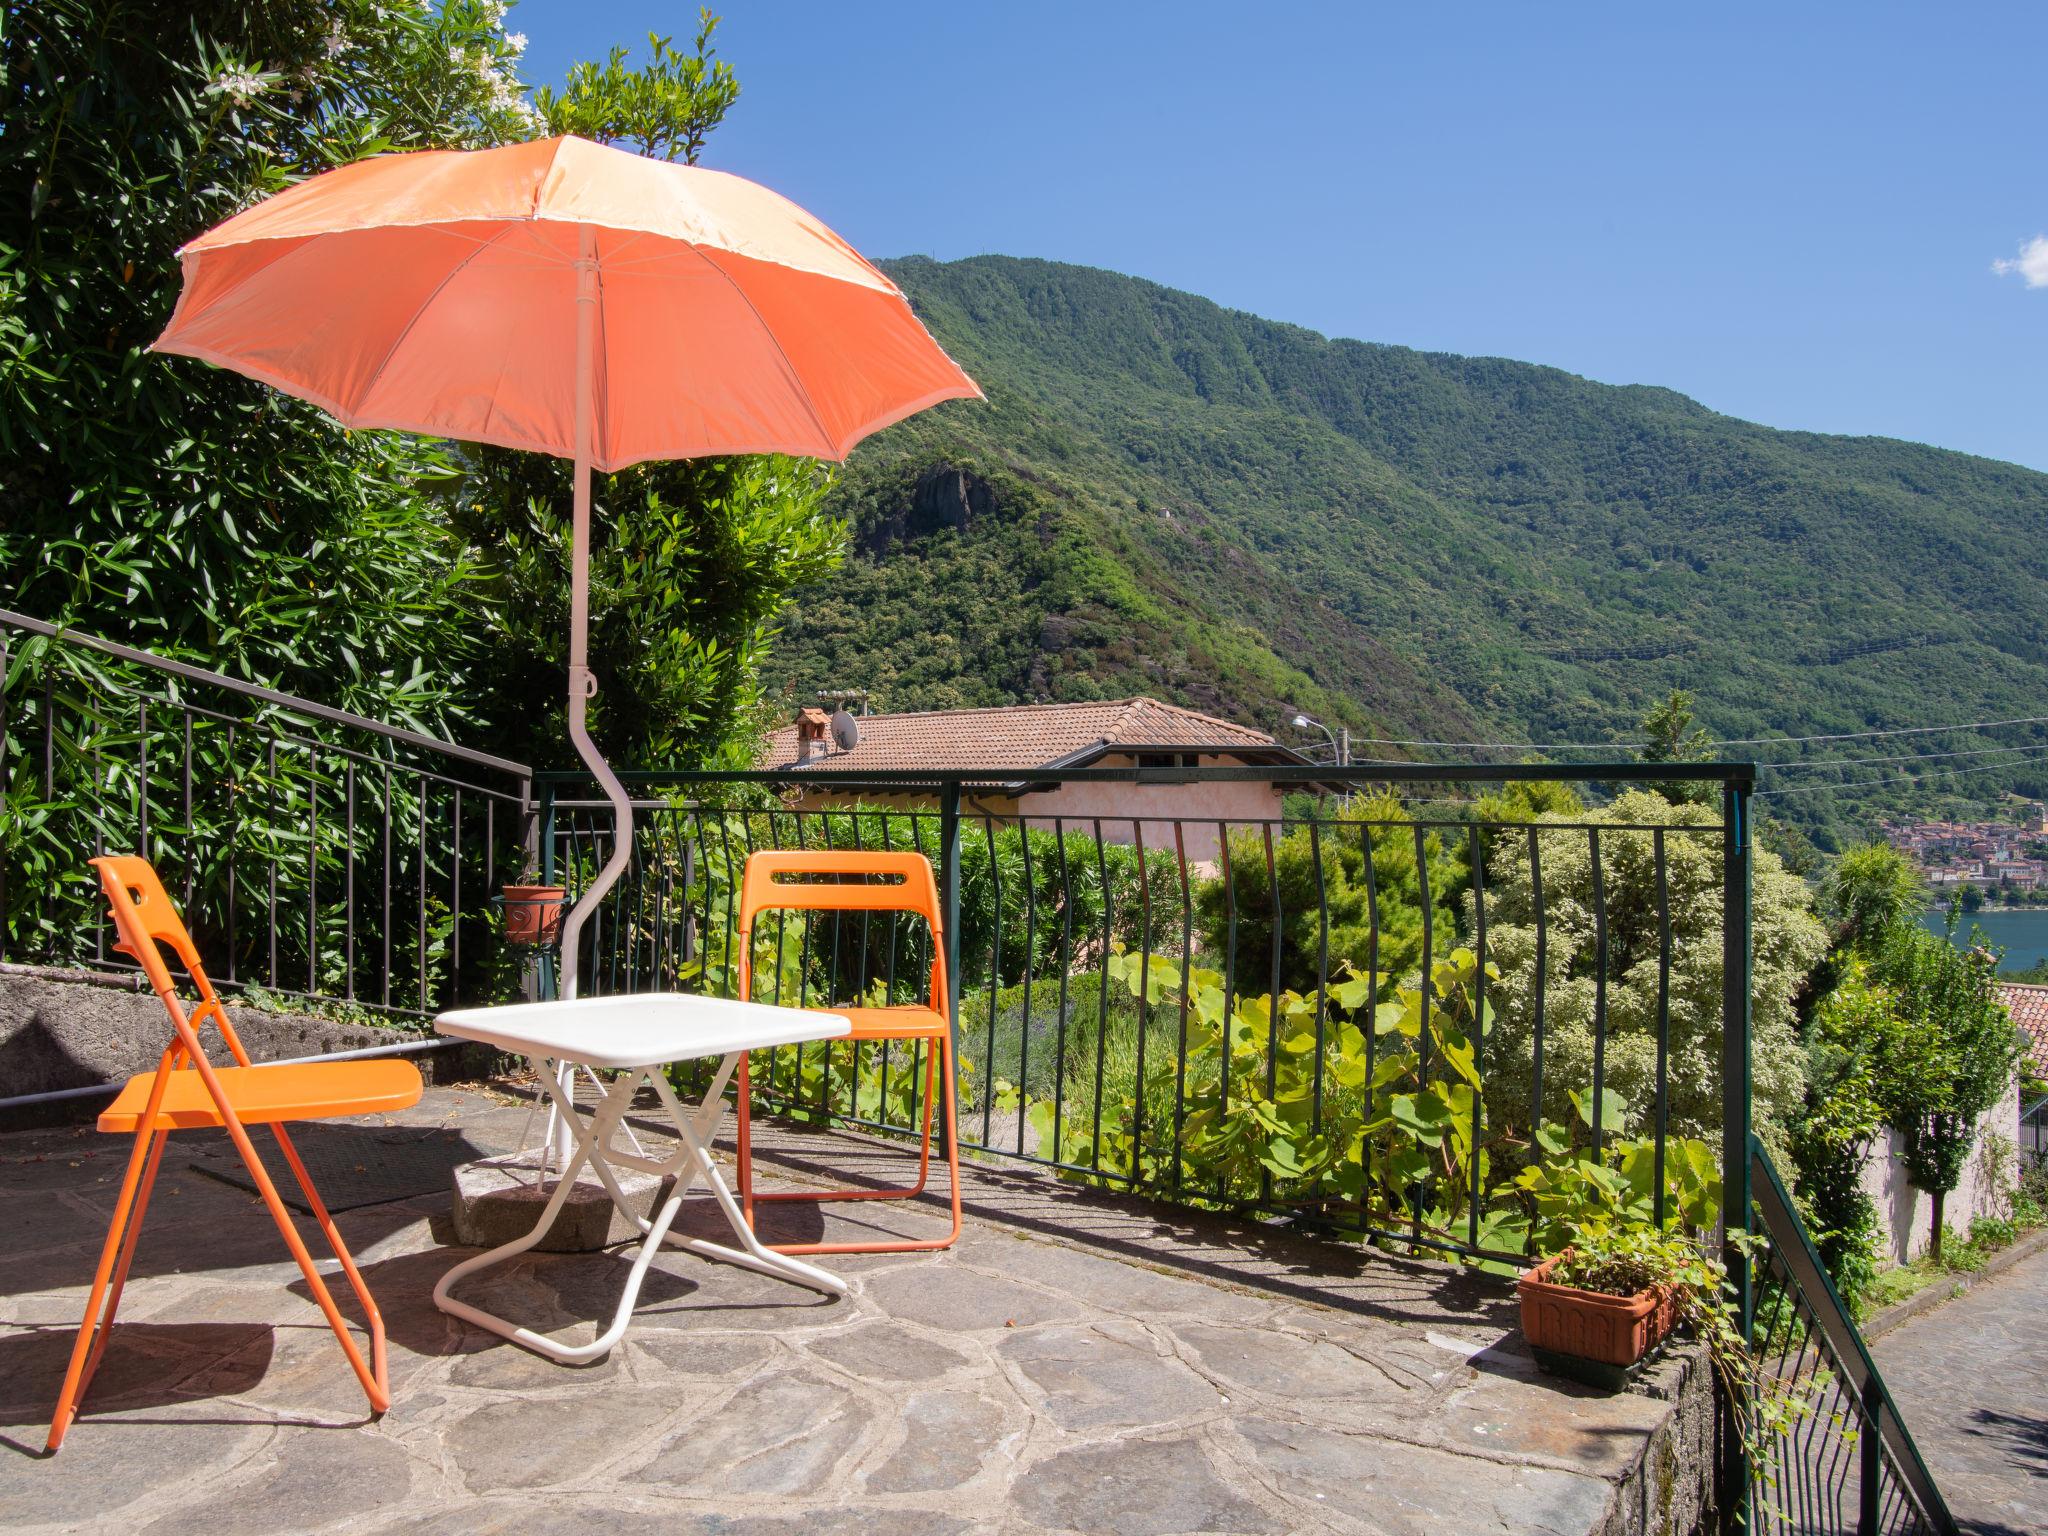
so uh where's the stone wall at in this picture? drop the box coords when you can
[1592,1343,1723,1536]
[0,964,491,1128]
[1859,1082,2021,1264]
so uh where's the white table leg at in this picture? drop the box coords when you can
[639,1067,848,1296]
[433,1052,845,1364]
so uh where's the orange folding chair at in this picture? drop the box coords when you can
[43,856,423,1453]
[734,849,961,1254]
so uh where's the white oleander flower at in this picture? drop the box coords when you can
[207,67,270,105]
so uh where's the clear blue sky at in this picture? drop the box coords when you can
[508,1,2048,471]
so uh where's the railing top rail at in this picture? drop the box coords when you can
[534,760,1758,788]
[1,606,532,781]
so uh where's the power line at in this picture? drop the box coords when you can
[1753,750,2048,800]
[1761,741,2048,774]
[1350,711,2048,759]
[1718,715,2048,749]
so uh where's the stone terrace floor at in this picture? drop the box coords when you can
[0,1082,1700,1535]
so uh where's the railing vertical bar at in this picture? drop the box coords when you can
[1052,817,1073,1168]
[1090,819,1112,1182]
[1308,817,1329,1142]
[1217,820,1236,1205]
[307,746,319,996]
[939,783,964,1154]
[381,761,392,1010]
[1170,821,1193,1197]
[1528,827,1547,1158]
[1412,819,1433,1243]
[416,781,428,1014]
[1468,823,1487,1251]
[226,724,239,983]
[1588,825,1608,1159]
[1360,818,1380,1232]
[136,697,149,861]
[1260,821,1281,1208]
[1130,820,1152,1184]
[1653,827,1671,1227]
[345,762,357,1003]
[450,786,463,1000]
[41,676,55,801]
[266,737,278,987]
[713,806,741,1003]
[1017,820,1037,1154]
[182,709,195,909]
[981,810,1003,1147]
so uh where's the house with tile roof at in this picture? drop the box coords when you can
[758,697,1311,863]
[1997,982,2048,1081]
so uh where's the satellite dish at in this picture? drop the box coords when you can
[831,707,860,752]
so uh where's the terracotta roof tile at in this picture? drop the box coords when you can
[760,697,1284,775]
[1999,982,2048,1076]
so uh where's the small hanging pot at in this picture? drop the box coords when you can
[501,884,567,947]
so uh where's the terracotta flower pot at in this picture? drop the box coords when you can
[1518,1251,1676,1382]
[501,884,567,946]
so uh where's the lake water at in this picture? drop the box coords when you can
[1919,906,2048,972]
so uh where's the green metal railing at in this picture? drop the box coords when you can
[536,760,1756,1267]
[1747,1135,1956,1535]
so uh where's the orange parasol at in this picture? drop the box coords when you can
[155,134,979,992]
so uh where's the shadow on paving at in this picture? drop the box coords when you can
[733,1113,1522,1334]
[0,1323,275,1456]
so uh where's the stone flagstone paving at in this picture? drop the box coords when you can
[0,1083,1707,1534]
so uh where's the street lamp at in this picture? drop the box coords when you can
[1291,711,1344,766]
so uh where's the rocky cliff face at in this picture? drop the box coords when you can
[856,464,998,558]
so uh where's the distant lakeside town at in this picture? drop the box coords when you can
[1884,807,2048,905]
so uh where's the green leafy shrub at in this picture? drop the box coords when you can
[1480,790,1825,1163]
[1020,939,1720,1259]
[1192,791,1459,997]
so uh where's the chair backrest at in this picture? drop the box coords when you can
[735,850,945,1009]
[737,849,943,928]
[91,855,250,1068]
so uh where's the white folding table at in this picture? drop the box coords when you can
[431,992,852,1362]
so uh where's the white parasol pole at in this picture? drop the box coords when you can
[548,225,637,1168]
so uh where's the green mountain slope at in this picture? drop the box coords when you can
[766,255,2048,846]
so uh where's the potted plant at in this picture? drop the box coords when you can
[1517,1226,1692,1388]
[501,858,566,947]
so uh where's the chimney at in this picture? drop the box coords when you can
[795,706,830,762]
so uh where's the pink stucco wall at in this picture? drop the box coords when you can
[1857,1082,2021,1264]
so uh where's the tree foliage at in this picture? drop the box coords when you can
[533,14,737,163]
[1480,789,1827,1160]
[0,0,534,728]
[1863,920,2024,1259]
[1194,791,1460,996]
[2,4,847,771]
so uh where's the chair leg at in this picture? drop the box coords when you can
[750,1032,964,1256]
[903,1039,938,1198]
[45,1126,168,1454]
[221,1120,389,1415]
[736,1052,757,1230]
[267,1125,389,1410]
[937,1031,963,1246]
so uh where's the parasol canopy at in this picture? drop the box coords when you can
[153,134,979,1024]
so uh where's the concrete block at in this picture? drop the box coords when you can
[451,1156,666,1253]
